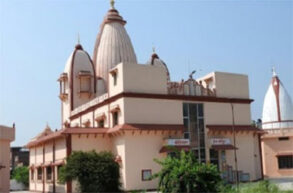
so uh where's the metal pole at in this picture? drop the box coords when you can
[231,103,239,190]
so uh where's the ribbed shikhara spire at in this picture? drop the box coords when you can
[93,4,137,87]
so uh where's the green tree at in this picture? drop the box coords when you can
[59,151,121,192]
[12,166,29,187]
[153,150,222,193]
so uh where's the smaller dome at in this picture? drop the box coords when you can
[262,70,293,129]
[63,44,96,110]
[147,52,170,81]
[64,44,92,74]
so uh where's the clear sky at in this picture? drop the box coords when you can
[0,0,292,146]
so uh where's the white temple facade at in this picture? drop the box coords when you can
[27,2,263,192]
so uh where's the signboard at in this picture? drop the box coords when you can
[167,139,190,146]
[210,138,231,145]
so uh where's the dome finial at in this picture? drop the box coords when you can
[77,32,80,45]
[110,0,115,9]
[152,46,156,53]
[272,66,277,77]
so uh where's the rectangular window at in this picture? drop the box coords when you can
[112,72,117,86]
[113,112,118,126]
[183,103,205,163]
[57,165,62,181]
[37,167,42,180]
[278,156,293,169]
[98,120,104,128]
[278,137,289,141]
[31,169,34,181]
[46,167,52,181]
[142,170,152,181]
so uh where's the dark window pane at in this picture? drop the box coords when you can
[183,118,189,129]
[183,103,188,117]
[198,104,203,117]
[189,104,197,121]
[278,156,293,169]
[199,118,204,133]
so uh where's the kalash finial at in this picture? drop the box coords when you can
[110,0,115,9]
[152,46,156,53]
[272,66,277,77]
[77,32,80,45]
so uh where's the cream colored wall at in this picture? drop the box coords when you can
[121,131,181,190]
[36,146,43,163]
[45,142,53,162]
[214,72,250,98]
[112,136,126,189]
[71,134,112,152]
[208,132,262,181]
[29,138,66,192]
[205,103,251,125]
[109,62,168,97]
[55,138,66,161]
[71,98,124,128]
[94,105,110,127]
[124,98,182,124]
[262,136,293,178]
[109,63,124,97]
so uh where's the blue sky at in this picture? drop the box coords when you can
[0,0,292,146]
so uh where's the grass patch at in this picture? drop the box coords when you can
[220,180,293,193]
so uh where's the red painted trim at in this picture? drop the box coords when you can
[69,92,254,120]
[70,49,78,111]
[272,76,281,122]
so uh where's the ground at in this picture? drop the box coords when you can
[10,178,293,193]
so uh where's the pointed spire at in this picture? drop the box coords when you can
[110,0,115,9]
[75,33,83,50]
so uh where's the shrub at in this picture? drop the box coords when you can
[12,166,29,187]
[153,150,222,193]
[59,151,121,192]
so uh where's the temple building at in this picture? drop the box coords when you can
[261,69,293,178]
[0,124,15,193]
[26,2,263,192]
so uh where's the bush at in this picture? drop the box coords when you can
[153,150,222,193]
[12,166,29,187]
[59,151,121,192]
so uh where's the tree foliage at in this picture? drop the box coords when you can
[153,150,222,193]
[12,166,29,187]
[59,151,121,192]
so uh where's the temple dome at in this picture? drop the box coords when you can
[147,52,170,81]
[262,71,293,129]
[93,8,137,85]
[63,44,96,110]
